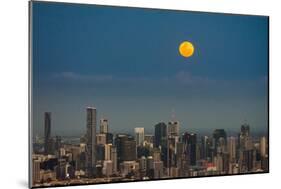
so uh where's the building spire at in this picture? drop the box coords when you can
[171,108,176,121]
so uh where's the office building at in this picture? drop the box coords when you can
[96,133,106,145]
[111,146,117,173]
[44,112,51,155]
[134,127,145,146]
[100,118,108,134]
[154,122,167,148]
[182,132,197,166]
[168,121,180,136]
[86,107,97,177]
[115,134,137,164]
[106,133,113,144]
[104,143,112,161]
[227,137,236,162]
[239,124,250,149]
[213,129,227,152]
[260,137,267,158]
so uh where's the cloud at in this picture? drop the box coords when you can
[51,71,217,87]
[52,71,154,84]
[52,72,113,82]
[175,71,216,86]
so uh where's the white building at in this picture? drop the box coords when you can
[134,127,145,146]
[100,118,109,133]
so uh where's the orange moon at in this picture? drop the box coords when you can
[179,41,194,58]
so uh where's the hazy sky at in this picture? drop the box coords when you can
[32,2,268,137]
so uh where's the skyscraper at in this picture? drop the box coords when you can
[260,136,269,171]
[115,134,128,168]
[213,129,227,152]
[260,137,267,158]
[227,137,236,162]
[111,146,117,174]
[123,139,137,161]
[168,121,180,136]
[134,127,145,146]
[182,132,197,166]
[96,133,106,145]
[154,122,167,148]
[86,107,97,177]
[154,122,168,168]
[100,118,108,134]
[201,136,211,160]
[115,134,137,166]
[44,112,51,155]
[138,156,147,177]
[96,144,105,161]
[106,133,114,144]
[241,123,250,137]
[239,123,250,149]
[104,143,112,161]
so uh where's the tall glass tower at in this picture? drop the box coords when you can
[44,112,51,155]
[86,107,97,177]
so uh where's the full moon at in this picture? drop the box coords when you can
[179,41,194,58]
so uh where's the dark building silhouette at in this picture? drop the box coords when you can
[96,144,105,161]
[86,107,97,177]
[241,124,250,137]
[242,149,254,172]
[55,159,67,180]
[123,139,137,161]
[182,132,197,166]
[115,134,137,169]
[154,122,167,148]
[201,136,211,160]
[106,133,113,144]
[239,123,250,149]
[213,129,227,151]
[154,122,168,167]
[44,112,51,155]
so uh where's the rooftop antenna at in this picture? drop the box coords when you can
[171,108,176,121]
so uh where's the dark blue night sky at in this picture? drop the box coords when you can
[32,2,268,136]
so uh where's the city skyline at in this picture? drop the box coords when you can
[32,2,268,136]
[33,109,268,138]
[32,107,269,187]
